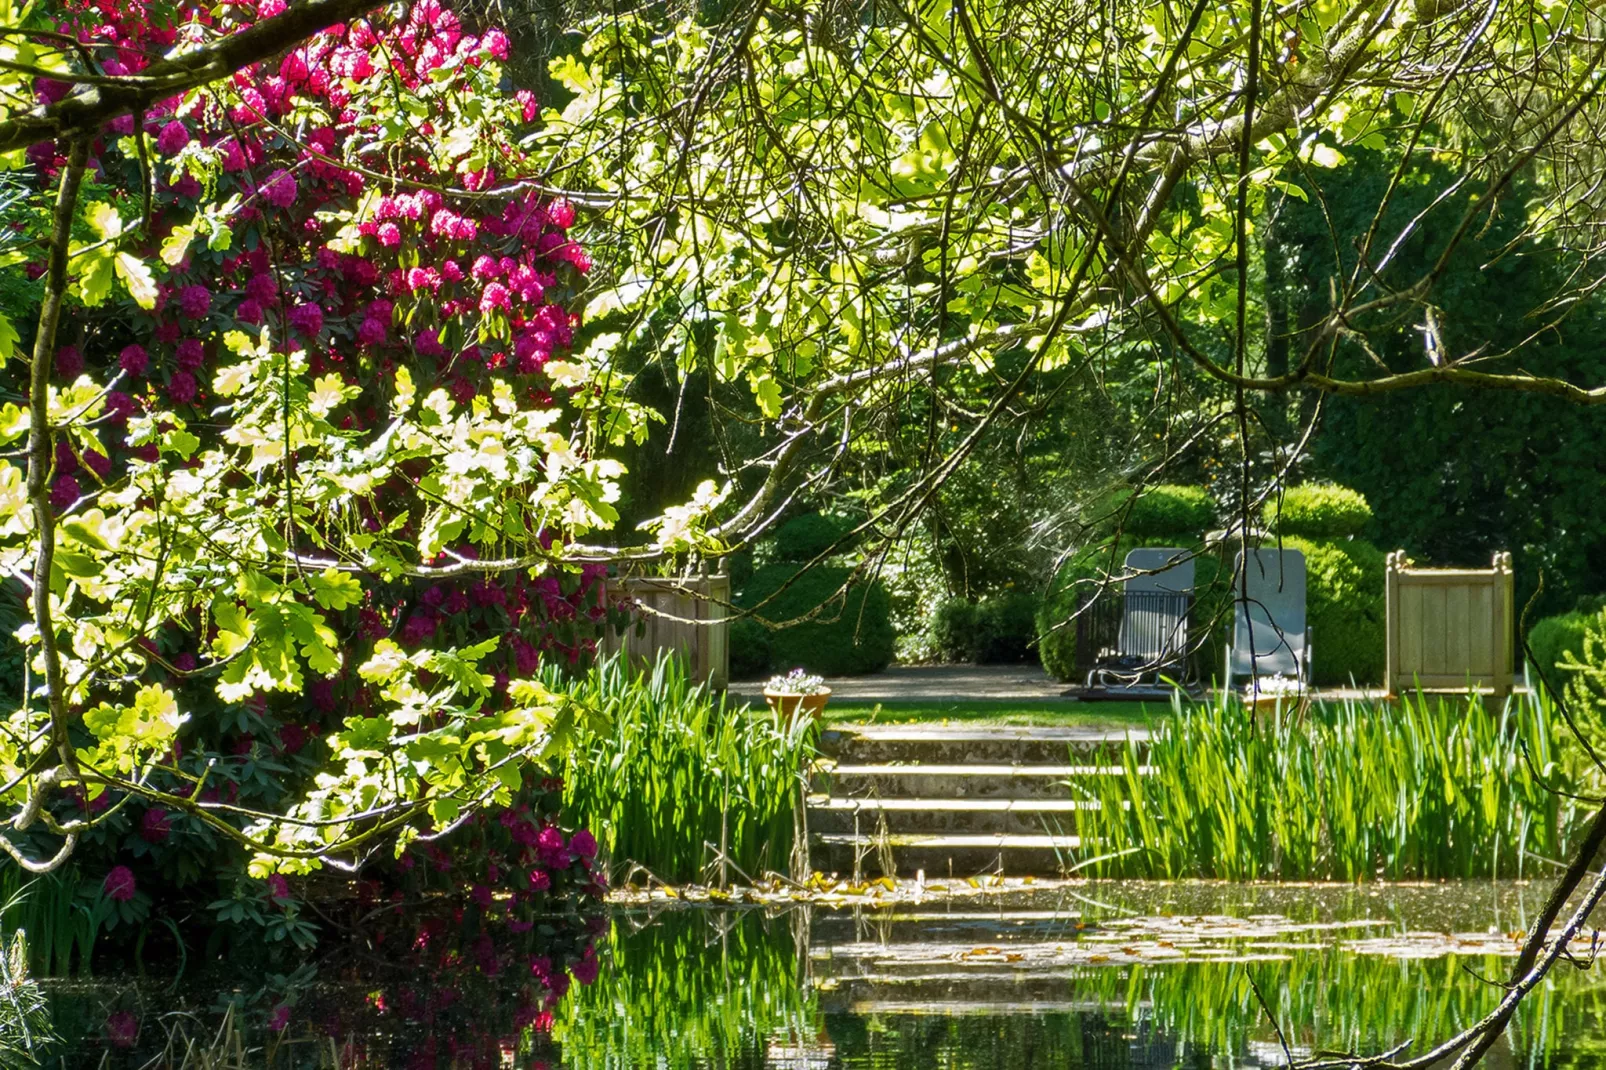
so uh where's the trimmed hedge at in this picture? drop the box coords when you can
[774,512,858,562]
[1282,534,1386,686]
[736,564,894,677]
[1266,483,1373,539]
[1103,484,1216,537]
[1528,610,1601,688]
[935,592,1039,664]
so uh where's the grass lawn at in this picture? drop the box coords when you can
[819,698,1165,728]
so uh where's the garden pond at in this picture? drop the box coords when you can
[27,881,1606,1067]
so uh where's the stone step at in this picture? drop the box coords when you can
[810,832,1086,879]
[819,724,1145,765]
[806,796,1099,836]
[811,909,1092,947]
[813,763,1145,800]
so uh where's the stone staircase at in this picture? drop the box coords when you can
[806,723,1148,878]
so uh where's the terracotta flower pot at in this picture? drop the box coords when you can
[764,687,831,721]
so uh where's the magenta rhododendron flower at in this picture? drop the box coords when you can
[357,316,388,345]
[177,284,211,319]
[263,169,298,209]
[140,808,172,844]
[528,868,551,892]
[155,119,190,155]
[289,302,324,336]
[82,449,112,479]
[50,473,80,510]
[267,873,291,902]
[175,338,205,370]
[267,1003,291,1031]
[400,613,437,644]
[104,865,137,902]
[55,344,83,379]
[105,1010,139,1048]
[377,221,401,247]
[166,370,197,403]
[570,829,598,860]
[119,343,149,376]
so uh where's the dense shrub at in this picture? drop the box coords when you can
[933,599,980,662]
[1104,484,1216,537]
[1283,535,1386,686]
[774,512,859,562]
[737,565,895,676]
[728,617,773,680]
[935,592,1040,664]
[1267,483,1374,539]
[1528,609,1602,689]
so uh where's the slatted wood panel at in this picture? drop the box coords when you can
[1386,552,1513,695]
[601,574,731,689]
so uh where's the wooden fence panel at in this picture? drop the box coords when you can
[1385,551,1513,695]
[601,574,731,689]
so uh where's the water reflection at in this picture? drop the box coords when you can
[36,882,1606,1067]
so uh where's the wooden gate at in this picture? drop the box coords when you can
[601,572,731,689]
[1385,551,1514,695]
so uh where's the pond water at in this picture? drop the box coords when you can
[32,881,1606,1067]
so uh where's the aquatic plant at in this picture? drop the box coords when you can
[1076,691,1582,880]
[558,654,816,885]
[555,907,815,1069]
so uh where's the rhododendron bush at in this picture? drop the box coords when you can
[0,0,720,933]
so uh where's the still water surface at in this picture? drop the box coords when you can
[41,881,1606,1067]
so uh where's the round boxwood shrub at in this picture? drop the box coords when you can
[738,564,894,676]
[933,598,981,662]
[1528,609,1603,688]
[1101,484,1215,537]
[1266,483,1373,539]
[774,512,859,563]
[1281,534,1386,686]
[938,593,1040,664]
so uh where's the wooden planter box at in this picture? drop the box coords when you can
[601,571,730,688]
[1385,551,1514,696]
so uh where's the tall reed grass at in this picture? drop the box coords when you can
[1078,691,1583,880]
[556,654,816,885]
[0,866,96,976]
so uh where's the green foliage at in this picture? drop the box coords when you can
[1078,692,1580,880]
[727,616,772,680]
[556,909,815,1069]
[1283,150,1606,614]
[738,565,895,677]
[773,512,859,562]
[1265,483,1374,538]
[559,654,814,884]
[1112,484,1216,537]
[0,868,96,978]
[932,599,980,662]
[935,593,1039,664]
[1556,615,1606,773]
[1528,609,1599,689]
[1283,535,1387,686]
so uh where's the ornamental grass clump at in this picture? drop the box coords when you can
[557,654,816,885]
[1077,690,1582,880]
